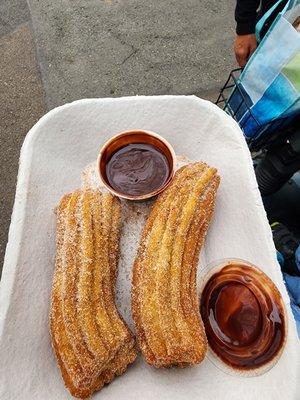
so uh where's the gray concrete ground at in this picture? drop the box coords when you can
[0,7,46,270]
[0,0,236,272]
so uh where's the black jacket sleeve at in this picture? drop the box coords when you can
[235,0,260,35]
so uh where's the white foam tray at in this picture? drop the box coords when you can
[0,96,299,400]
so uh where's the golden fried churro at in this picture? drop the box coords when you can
[132,162,220,367]
[50,189,136,398]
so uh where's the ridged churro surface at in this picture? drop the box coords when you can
[132,162,220,367]
[50,189,137,398]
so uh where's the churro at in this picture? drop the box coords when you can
[132,162,220,367]
[50,189,136,398]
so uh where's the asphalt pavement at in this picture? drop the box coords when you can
[0,0,236,272]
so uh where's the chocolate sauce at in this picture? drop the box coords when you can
[106,143,170,196]
[200,263,286,370]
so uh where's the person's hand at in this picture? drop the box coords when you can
[234,34,257,67]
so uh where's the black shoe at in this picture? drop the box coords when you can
[271,222,300,276]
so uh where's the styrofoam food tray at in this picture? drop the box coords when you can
[0,96,299,400]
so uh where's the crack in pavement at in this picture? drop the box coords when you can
[120,47,139,65]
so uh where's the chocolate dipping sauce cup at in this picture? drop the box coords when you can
[199,258,288,377]
[97,130,176,201]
